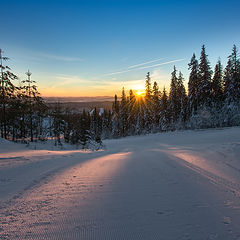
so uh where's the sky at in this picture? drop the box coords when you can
[1,0,240,97]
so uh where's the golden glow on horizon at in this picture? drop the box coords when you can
[40,83,148,98]
[39,81,171,98]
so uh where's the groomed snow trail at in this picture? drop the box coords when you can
[0,128,240,239]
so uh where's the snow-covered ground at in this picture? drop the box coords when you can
[0,127,240,239]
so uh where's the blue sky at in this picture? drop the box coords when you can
[1,0,240,97]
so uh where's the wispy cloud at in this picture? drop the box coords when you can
[105,69,133,76]
[137,59,185,70]
[128,58,164,69]
[10,46,83,62]
[56,76,85,86]
[105,58,185,76]
[38,53,83,62]
[46,74,89,88]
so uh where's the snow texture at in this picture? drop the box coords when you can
[0,127,240,239]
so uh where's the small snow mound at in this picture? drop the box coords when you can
[0,138,11,144]
[0,138,26,154]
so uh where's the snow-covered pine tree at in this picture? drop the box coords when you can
[90,107,102,142]
[0,49,18,139]
[101,109,112,139]
[111,94,120,138]
[177,71,187,126]
[145,72,152,99]
[135,96,145,135]
[79,109,91,148]
[21,70,43,142]
[112,94,119,113]
[159,87,169,131]
[198,45,213,108]
[212,59,223,107]
[168,66,179,127]
[188,53,199,116]
[223,45,240,126]
[224,45,240,104]
[144,72,154,132]
[127,89,137,135]
[152,81,161,130]
[119,87,128,137]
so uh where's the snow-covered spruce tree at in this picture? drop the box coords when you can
[224,45,240,104]
[212,59,224,106]
[101,109,112,139]
[90,107,98,138]
[64,109,92,148]
[66,111,81,145]
[6,94,21,141]
[127,89,137,135]
[145,72,152,98]
[111,94,120,138]
[112,94,119,113]
[0,49,18,139]
[119,87,128,137]
[134,95,145,135]
[198,45,213,108]
[79,109,91,148]
[188,45,213,129]
[176,71,187,128]
[168,66,180,128]
[20,70,45,142]
[208,59,224,127]
[159,87,169,131]
[144,72,154,132]
[90,107,102,143]
[152,81,161,131]
[223,45,240,126]
[187,53,199,117]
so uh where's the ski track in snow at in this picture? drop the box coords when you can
[0,127,240,239]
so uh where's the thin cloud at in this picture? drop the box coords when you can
[49,75,89,88]
[105,58,185,76]
[128,58,164,69]
[105,69,133,76]
[137,59,185,70]
[39,53,83,62]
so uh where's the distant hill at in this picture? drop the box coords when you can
[46,101,113,112]
[44,96,114,103]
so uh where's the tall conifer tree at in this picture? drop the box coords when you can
[198,45,212,107]
[188,53,199,115]
[212,60,223,105]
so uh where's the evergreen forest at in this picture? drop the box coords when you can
[1,45,240,148]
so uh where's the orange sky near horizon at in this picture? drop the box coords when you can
[35,74,175,98]
[38,80,149,98]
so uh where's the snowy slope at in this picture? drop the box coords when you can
[0,127,240,239]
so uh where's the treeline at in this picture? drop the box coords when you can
[0,49,46,142]
[0,49,102,147]
[0,45,240,147]
[111,45,240,136]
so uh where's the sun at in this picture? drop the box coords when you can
[136,90,145,97]
[133,84,145,97]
